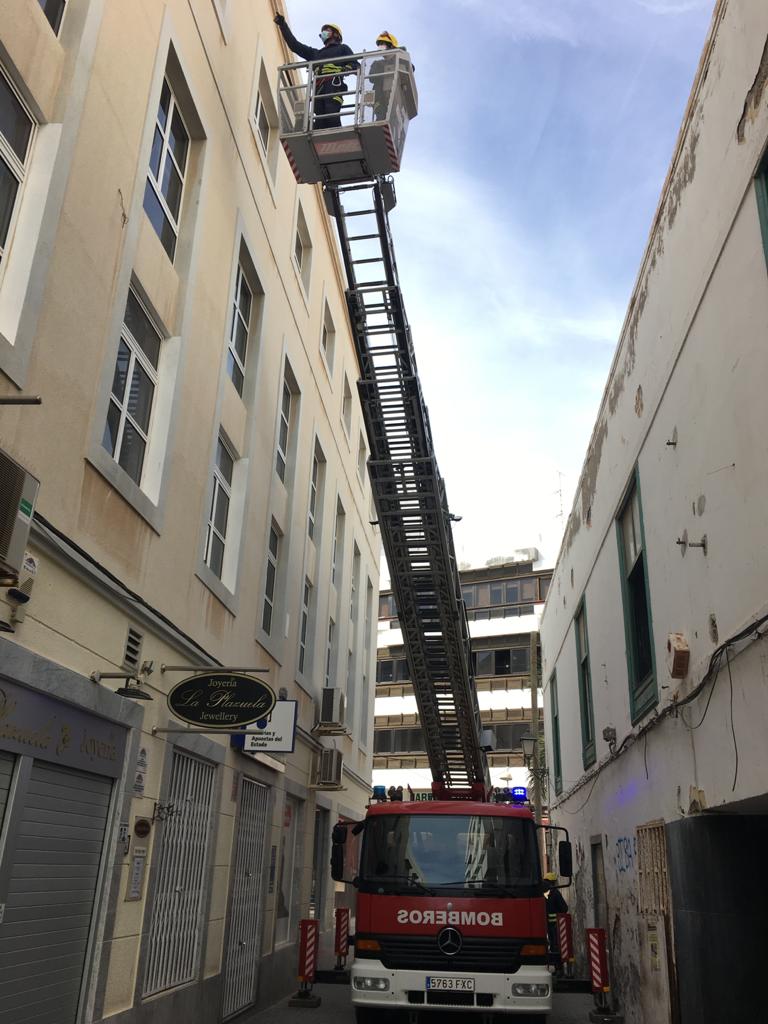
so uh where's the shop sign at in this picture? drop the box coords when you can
[167,672,276,728]
[0,675,126,777]
[232,701,298,755]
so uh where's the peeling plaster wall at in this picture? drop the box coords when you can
[541,2,768,1021]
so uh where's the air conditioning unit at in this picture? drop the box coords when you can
[318,748,343,787]
[320,686,346,727]
[0,449,40,586]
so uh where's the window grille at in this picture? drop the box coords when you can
[637,820,670,916]
[143,750,216,996]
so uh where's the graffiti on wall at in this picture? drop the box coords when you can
[615,834,637,873]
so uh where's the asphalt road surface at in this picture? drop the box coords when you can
[240,983,596,1024]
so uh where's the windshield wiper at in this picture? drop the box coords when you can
[431,880,526,896]
[368,873,434,894]
[477,881,527,896]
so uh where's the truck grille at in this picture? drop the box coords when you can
[376,935,524,974]
[408,990,495,1007]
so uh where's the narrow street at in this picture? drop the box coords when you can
[240,984,595,1024]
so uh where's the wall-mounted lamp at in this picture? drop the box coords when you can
[91,670,154,700]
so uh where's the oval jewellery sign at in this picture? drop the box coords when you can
[167,673,277,729]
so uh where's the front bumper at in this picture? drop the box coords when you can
[350,958,552,1015]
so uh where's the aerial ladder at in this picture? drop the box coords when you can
[278,50,490,799]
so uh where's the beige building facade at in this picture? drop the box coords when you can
[0,1,379,1022]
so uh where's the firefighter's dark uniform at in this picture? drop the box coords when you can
[545,884,568,964]
[276,22,357,130]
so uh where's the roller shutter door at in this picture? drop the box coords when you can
[0,760,112,1024]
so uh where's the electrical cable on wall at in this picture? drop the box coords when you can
[553,609,768,809]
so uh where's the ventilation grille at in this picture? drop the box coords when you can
[123,627,143,671]
[0,449,25,557]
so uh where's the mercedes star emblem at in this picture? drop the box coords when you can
[437,926,463,956]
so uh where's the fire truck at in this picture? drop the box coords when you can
[278,47,572,1021]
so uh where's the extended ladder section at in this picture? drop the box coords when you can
[326,179,490,796]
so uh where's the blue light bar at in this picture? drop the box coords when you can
[511,786,528,802]
[372,785,387,802]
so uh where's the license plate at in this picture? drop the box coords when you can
[426,976,475,992]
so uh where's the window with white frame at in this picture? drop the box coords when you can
[37,0,67,34]
[262,522,280,634]
[321,302,335,372]
[102,289,162,486]
[350,543,361,622]
[308,442,325,541]
[143,78,189,261]
[293,204,312,291]
[346,649,355,729]
[227,263,252,396]
[342,375,352,436]
[325,618,336,687]
[276,376,292,482]
[253,66,279,176]
[357,432,367,481]
[331,500,345,586]
[298,577,312,674]
[204,435,235,579]
[0,68,34,266]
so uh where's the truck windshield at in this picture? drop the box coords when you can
[360,814,539,893]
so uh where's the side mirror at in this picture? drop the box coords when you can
[558,840,573,879]
[331,843,345,881]
[332,823,348,845]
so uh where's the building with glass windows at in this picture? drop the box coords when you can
[374,558,552,796]
[540,3,768,1022]
[0,3,378,1022]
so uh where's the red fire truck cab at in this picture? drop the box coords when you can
[332,795,572,1021]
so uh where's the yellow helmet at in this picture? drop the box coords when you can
[322,23,343,40]
[376,31,399,48]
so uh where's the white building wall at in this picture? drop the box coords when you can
[541,2,768,1021]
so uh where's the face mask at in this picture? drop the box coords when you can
[377,44,389,50]
[320,29,331,42]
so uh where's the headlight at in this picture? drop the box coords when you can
[512,983,550,997]
[354,977,390,991]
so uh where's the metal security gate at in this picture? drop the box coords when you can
[143,750,216,997]
[0,759,113,1024]
[0,751,13,828]
[222,777,269,1018]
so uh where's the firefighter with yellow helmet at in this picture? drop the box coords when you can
[273,13,357,129]
[543,871,568,967]
[370,31,411,122]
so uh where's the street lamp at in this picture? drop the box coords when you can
[521,733,536,764]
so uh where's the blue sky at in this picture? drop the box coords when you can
[285,0,714,567]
